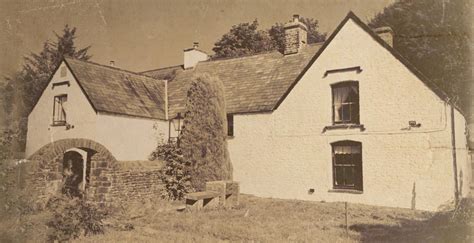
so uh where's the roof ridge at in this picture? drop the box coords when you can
[64,57,165,81]
[203,42,325,64]
[140,64,184,74]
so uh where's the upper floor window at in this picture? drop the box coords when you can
[332,81,359,124]
[331,140,363,191]
[53,95,67,126]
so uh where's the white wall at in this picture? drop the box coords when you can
[95,114,168,161]
[228,18,469,211]
[26,61,169,161]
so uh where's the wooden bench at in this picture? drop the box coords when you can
[185,180,240,211]
[185,190,221,211]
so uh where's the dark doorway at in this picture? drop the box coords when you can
[62,150,85,197]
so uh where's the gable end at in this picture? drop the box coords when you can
[273,11,459,114]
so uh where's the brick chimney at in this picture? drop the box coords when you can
[374,27,394,47]
[183,42,209,69]
[283,14,308,55]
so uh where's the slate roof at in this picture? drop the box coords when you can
[142,44,323,118]
[65,58,167,119]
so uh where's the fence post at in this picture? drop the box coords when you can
[345,201,348,237]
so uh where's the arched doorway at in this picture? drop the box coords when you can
[62,148,91,197]
[29,138,117,203]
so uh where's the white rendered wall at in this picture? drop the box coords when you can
[228,18,469,211]
[95,114,168,161]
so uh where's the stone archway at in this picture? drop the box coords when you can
[29,139,117,204]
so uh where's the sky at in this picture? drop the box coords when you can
[0,0,395,77]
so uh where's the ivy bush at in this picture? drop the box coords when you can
[46,194,106,242]
[150,142,193,200]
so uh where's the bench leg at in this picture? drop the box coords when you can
[186,199,203,212]
[203,196,219,209]
[225,193,239,208]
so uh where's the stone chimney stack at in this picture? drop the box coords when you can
[283,14,308,55]
[374,27,394,47]
[183,42,209,69]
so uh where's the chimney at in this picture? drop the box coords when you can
[109,60,115,67]
[374,27,394,47]
[283,14,308,55]
[183,42,209,69]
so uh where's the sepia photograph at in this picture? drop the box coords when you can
[0,0,472,242]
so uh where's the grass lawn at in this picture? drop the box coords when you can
[73,194,472,243]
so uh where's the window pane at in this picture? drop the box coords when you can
[345,167,355,186]
[334,166,345,186]
[341,104,350,121]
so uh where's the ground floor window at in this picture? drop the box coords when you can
[227,114,234,137]
[331,140,362,191]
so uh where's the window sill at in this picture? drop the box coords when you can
[328,189,363,194]
[323,124,365,132]
[50,123,67,127]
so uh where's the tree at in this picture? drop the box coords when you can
[3,25,91,151]
[369,0,471,113]
[212,20,274,59]
[213,17,326,58]
[179,74,233,190]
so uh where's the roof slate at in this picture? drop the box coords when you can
[142,44,322,118]
[65,58,167,119]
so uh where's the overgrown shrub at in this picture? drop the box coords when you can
[179,73,233,190]
[46,194,106,242]
[451,198,472,224]
[150,142,193,200]
[0,129,19,160]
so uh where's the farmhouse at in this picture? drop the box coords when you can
[25,12,470,211]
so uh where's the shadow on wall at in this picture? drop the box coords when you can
[349,198,472,242]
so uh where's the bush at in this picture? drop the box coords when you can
[150,142,193,200]
[0,129,19,160]
[46,194,106,242]
[451,198,472,224]
[179,73,233,190]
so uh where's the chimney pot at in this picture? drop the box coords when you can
[109,60,115,67]
[293,14,299,22]
[193,42,199,49]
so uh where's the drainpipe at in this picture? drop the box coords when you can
[450,104,459,205]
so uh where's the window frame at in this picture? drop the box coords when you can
[52,94,67,126]
[331,140,363,191]
[331,81,360,125]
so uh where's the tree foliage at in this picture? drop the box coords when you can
[2,25,91,151]
[179,73,233,190]
[369,0,471,112]
[213,17,326,58]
